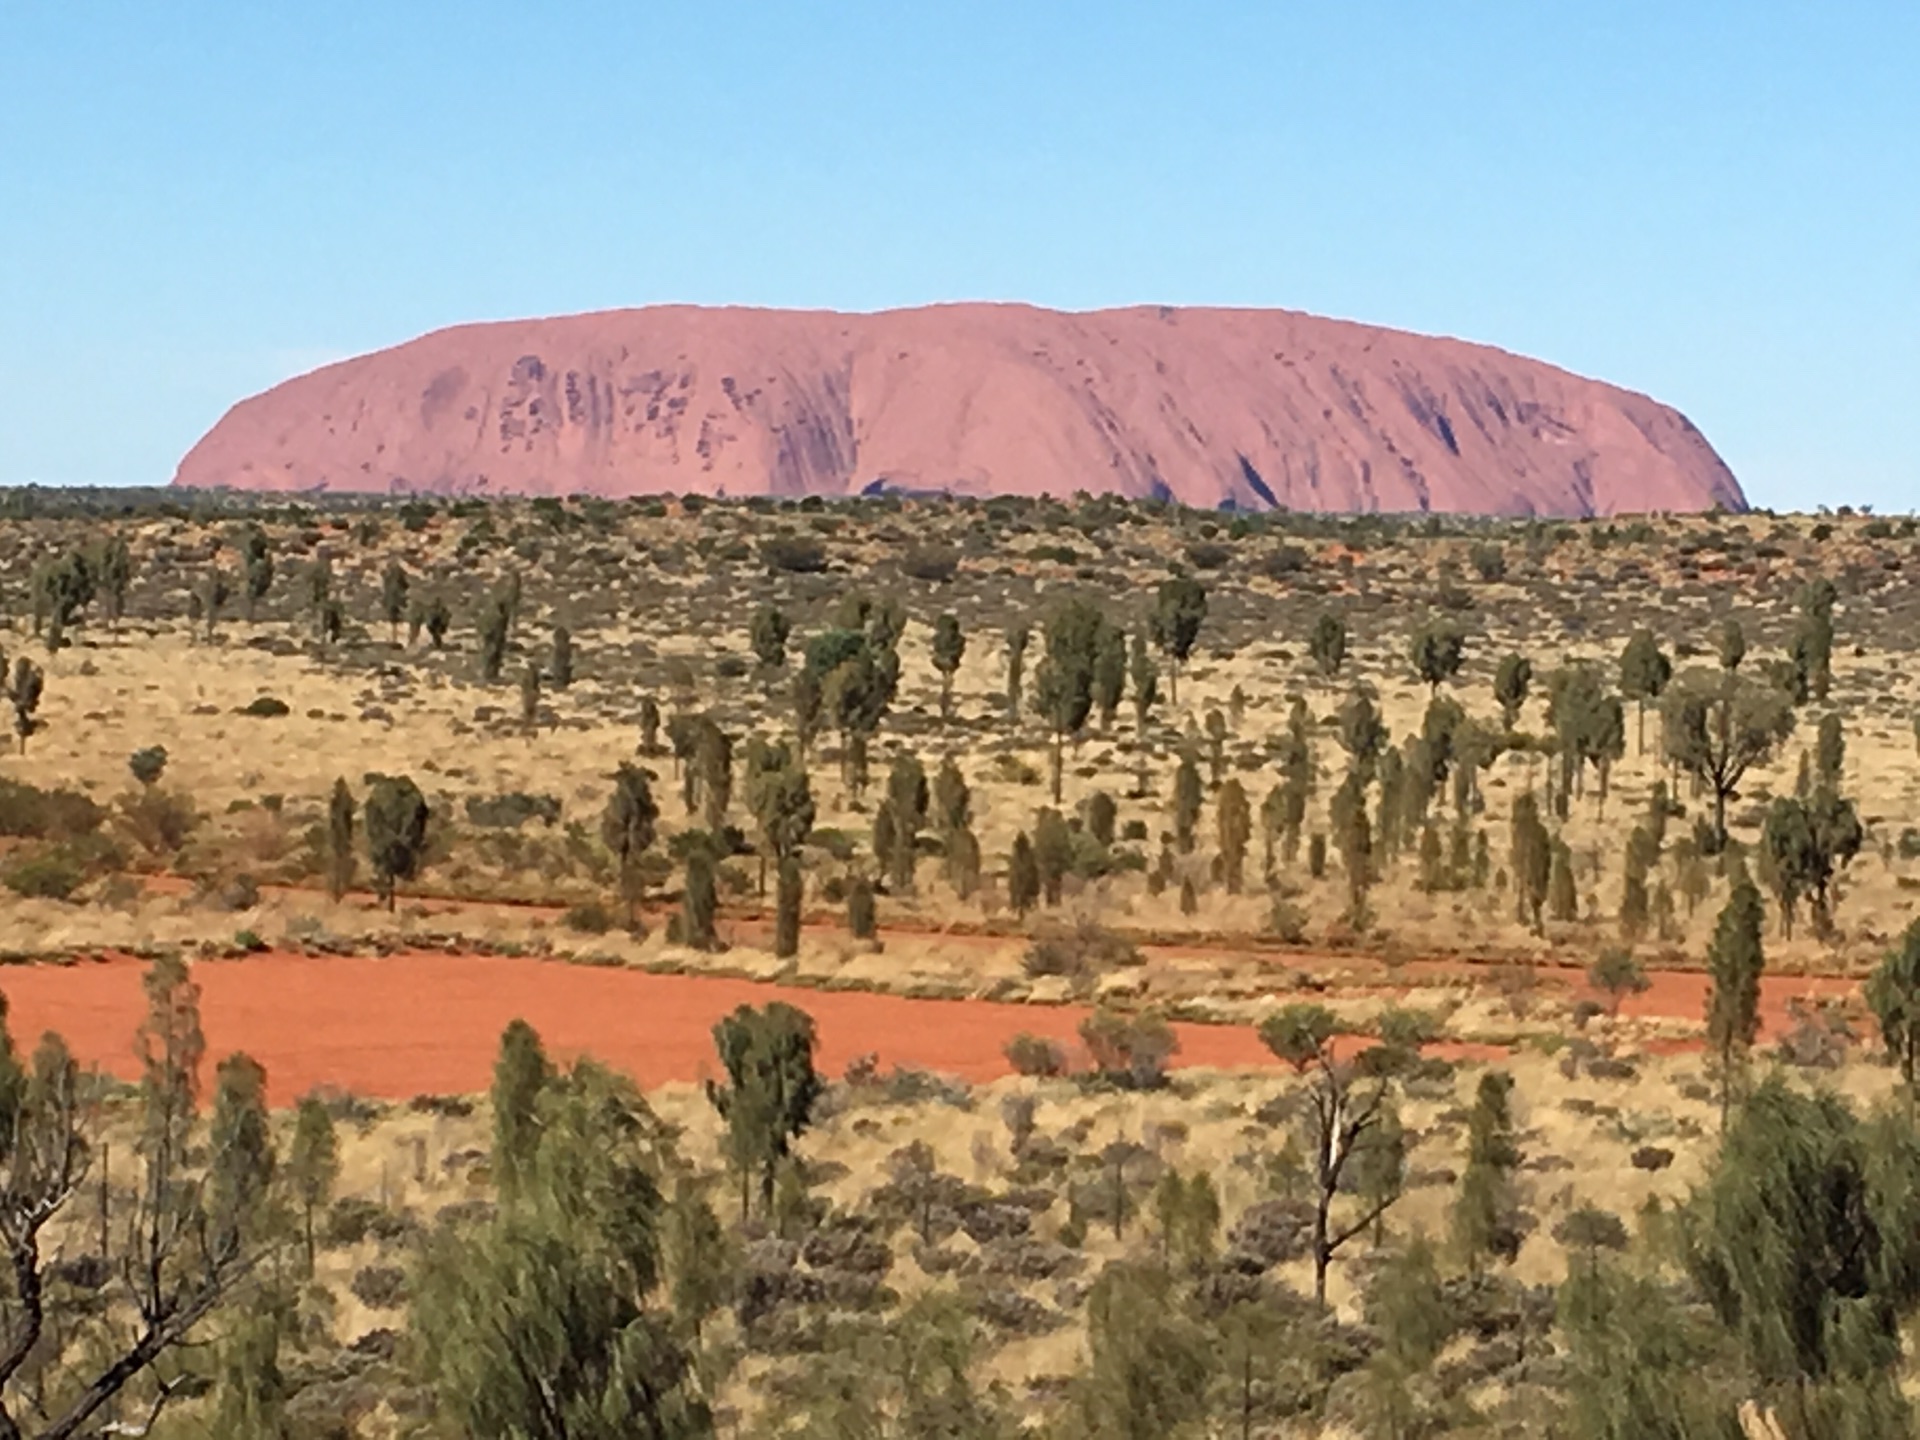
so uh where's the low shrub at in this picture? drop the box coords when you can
[900,546,960,582]
[349,1265,409,1310]
[1078,1007,1178,1089]
[0,777,106,840]
[761,537,828,574]
[1022,921,1142,982]
[2,847,87,901]
[464,792,562,829]
[239,696,291,718]
[563,900,614,935]
[1004,1033,1067,1078]
[323,1197,415,1248]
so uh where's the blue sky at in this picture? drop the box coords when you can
[2,3,1914,512]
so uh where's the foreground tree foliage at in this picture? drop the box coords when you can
[414,1045,711,1440]
[705,1003,822,1221]
[0,958,279,1439]
[1257,1004,1407,1305]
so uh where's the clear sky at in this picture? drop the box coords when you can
[2,3,1914,512]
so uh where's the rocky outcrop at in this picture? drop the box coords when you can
[174,303,1743,516]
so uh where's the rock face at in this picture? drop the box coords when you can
[174,303,1743,516]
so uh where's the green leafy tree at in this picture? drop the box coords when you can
[326,777,355,901]
[1071,1263,1212,1440]
[602,763,659,928]
[1510,791,1551,932]
[1618,629,1673,754]
[681,847,719,951]
[1718,617,1747,672]
[287,1094,338,1275]
[1128,630,1159,736]
[1494,652,1532,729]
[1331,769,1374,923]
[878,753,928,892]
[745,738,813,895]
[205,1050,275,1271]
[1558,1259,1735,1440]
[1150,575,1208,703]
[1203,707,1229,788]
[932,755,971,841]
[1546,663,1627,815]
[491,1018,553,1205]
[199,566,231,641]
[1033,807,1073,906]
[1337,690,1388,782]
[1276,698,1315,864]
[414,1057,709,1440]
[1008,833,1039,918]
[519,662,542,736]
[1761,738,1862,939]
[1172,749,1203,854]
[1032,596,1108,803]
[1867,921,1920,1093]
[1794,577,1838,701]
[8,659,43,755]
[808,620,900,802]
[240,526,274,625]
[95,533,132,627]
[1216,778,1252,894]
[1152,1168,1222,1273]
[1706,869,1766,1128]
[1309,610,1348,679]
[1684,1077,1920,1434]
[305,554,332,635]
[1004,623,1030,721]
[1620,827,1654,940]
[1661,669,1795,851]
[1092,620,1128,730]
[772,856,804,960]
[1588,947,1649,1018]
[207,1292,290,1440]
[790,666,822,762]
[691,716,733,833]
[706,1002,823,1220]
[750,603,789,669]
[1548,837,1578,922]
[1815,712,1846,792]
[930,612,966,719]
[478,593,511,683]
[637,696,662,755]
[1408,618,1467,693]
[128,744,167,788]
[364,773,429,911]
[0,959,282,1439]
[846,875,876,939]
[380,560,409,643]
[1452,1070,1526,1271]
[424,593,451,648]
[1258,1004,1406,1304]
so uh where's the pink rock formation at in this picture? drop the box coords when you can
[173,304,1743,516]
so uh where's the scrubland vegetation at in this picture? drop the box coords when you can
[0,487,1919,1436]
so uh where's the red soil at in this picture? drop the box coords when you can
[0,950,1853,1108]
[0,952,1293,1106]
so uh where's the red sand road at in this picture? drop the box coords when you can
[0,952,1296,1106]
[0,952,1855,1107]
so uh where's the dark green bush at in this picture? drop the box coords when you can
[0,777,105,840]
[463,792,562,828]
[2,848,86,901]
